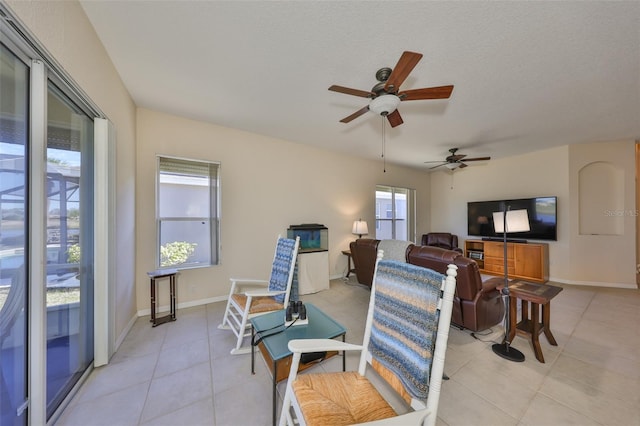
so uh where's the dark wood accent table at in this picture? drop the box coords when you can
[506,281,563,363]
[341,249,356,278]
[147,269,178,327]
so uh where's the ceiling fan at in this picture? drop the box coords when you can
[425,148,491,170]
[328,51,454,128]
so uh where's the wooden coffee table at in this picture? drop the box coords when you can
[506,281,563,363]
[250,303,346,425]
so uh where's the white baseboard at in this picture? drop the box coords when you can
[548,276,637,289]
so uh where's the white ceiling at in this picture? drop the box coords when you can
[80,1,640,170]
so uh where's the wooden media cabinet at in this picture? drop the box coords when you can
[464,239,549,283]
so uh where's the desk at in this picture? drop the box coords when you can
[341,249,356,278]
[147,269,178,327]
[507,281,563,363]
[250,303,346,425]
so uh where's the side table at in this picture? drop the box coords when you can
[147,269,178,327]
[341,249,356,278]
[507,280,563,363]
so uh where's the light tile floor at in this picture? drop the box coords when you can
[55,277,640,425]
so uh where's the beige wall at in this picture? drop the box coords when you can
[8,1,636,333]
[430,142,637,287]
[6,1,138,341]
[568,140,636,287]
[136,108,431,311]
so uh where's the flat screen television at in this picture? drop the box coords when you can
[467,196,557,241]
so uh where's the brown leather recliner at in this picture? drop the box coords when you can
[349,239,504,332]
[349,239,416,288]
[421,233,463,253]
[406,245,505,332]
[349,239,380,288]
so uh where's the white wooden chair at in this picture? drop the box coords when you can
[279,251,457,426]
[218,235,300,355]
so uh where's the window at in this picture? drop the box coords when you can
[157,156,220,268]
[375,185,416,241]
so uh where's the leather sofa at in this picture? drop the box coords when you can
[349,239,505,332]
[421,232,463,253]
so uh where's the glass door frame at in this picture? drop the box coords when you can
[1,5,114,423]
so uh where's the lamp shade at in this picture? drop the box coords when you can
[493,209,530,233]
[352,219,369,237]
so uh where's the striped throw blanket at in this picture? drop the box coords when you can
[268,237,298,303]
[369,260,444,400]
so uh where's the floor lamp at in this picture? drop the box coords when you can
[491,206,530,362]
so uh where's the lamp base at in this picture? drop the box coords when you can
[492,342,525,362]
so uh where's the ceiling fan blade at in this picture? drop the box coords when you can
[462,156,491,162]
[400,85,454,101]
[428,162,447,169]
[458,163,468,169]
[386,110,403,128]
[328,85,374,98]
[384,51,423,92]
[339,106,370,123]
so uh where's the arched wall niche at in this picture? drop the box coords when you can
[578,161,624,235]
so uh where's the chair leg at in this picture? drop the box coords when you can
[218,281,238,330]
[279,382,292,425]
[230,346,252,355]
[229,297,252,355]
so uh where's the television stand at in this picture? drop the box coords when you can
[482,237,528,243]
[464,239,549,283]
[482,237,528,244]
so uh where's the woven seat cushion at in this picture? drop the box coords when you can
[292,372,396,426]
[231,293,284,314]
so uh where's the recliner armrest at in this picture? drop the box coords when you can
[481,277,504,293]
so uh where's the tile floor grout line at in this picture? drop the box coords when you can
[205,302,218,426]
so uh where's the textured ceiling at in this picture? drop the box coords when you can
[80,1,640,170]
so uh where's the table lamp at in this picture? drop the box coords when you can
[352,219,369,239]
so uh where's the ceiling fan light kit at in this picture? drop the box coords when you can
[444,162,460,170]
[368,94,401,116]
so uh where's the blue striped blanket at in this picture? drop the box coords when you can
[369,260,444,400]
[268,237,298,303]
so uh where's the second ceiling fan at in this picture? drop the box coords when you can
[425,148,491,170]
[329,51,454,128]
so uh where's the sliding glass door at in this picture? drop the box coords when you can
[0,35,96,423]
[45,83,94,417]
[0,42,29,426]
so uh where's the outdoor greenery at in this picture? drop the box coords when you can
[160,241,197,267]
[46,288,80,305]
[68,244,80,263]
[0,287,79,307]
